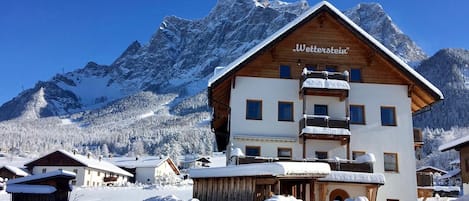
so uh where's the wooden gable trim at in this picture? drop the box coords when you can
[209,5,329,89]
[24,151,86,168]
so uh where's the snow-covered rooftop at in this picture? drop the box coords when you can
[439,135,469,151]
[7,169,75,185]
[6,184,57,194]
[26,150,133,177]
[318,171,385,185]
[189,162,330,178]
[110,156,171,169]
[208,1,443,100]
[302,78,350,90]
[1,165,29,176]
[438,168,460,179]
[416,166,448,174]
[418,186,461,192]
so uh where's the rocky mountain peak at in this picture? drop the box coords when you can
[345,3,427,64]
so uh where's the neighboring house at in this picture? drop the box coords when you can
[111,156,180,184]
[416,166,460,198]
[205,1,443,201]
[180,156,211,169]
[6,169,75,201]
[0,165,29,180]
[440,135,469,195]
[24,150,133,187]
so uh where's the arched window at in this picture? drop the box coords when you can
[329,189,349,201]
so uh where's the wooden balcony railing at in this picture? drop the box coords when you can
[299,115,350,134]
[103,176,118,182]
[302,69,349,81]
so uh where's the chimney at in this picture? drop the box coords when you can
[99,155,103,162]
[72,149,77,155]
[87,152,91,159]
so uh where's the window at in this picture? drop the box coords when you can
[246,146,261,156]
[42,168,47,173]
[88,169,91,175]
[381,106,397,126]
[350,105,365,124]
[278,102,294,121]
[350,68,362,82]
[73,169,78,174]
[98,171,101,176]
[384,153,399,172]
[325,65,337,72]
[352,151,366,160]
[279,65,291,78]
[314,104,328,116]
[278,148,292,158]
[71,180,77,185]
[315,151,328,160]
[246,100,262,120]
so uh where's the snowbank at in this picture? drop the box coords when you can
[264,195,302,201]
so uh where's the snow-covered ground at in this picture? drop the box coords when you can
[0,184,193,201]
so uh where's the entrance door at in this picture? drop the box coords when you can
[329,189,349,201]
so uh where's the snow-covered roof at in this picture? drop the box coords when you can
[302,126,351,136]
[1,165,29,176]
[418,186,461,192]
[416,166,448,174]
[208,1,443,100]
[318,171,385,185]
[26,150,133,177]
[302,78,350,90]
[6,184,57,194]
[111,156,171,169]
[231,147,245,157]
[189,162,330,178]
[7,169,75,185]
[439,135,469,151]
[438,168,460,179]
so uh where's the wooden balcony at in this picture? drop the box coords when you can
[239,157,373,173]
[103,176,118,182]
[300,69,350,100]
[299,115,350,139]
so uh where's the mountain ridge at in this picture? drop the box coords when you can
[0,1,443,157]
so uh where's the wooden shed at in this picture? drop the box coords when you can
[190,162,331,201]
[6,169,76,201]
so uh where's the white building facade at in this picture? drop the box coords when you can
[25,150,132,187]
[208,2,443,201]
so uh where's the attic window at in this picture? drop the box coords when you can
[350,68,362,82]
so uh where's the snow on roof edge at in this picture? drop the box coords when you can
[207,1,443,101]
[7,169,76,185]
[6,184,57,194]
[189,162,330,178]
[2,165,29,176]
[439,135,469,151]
[416,166,448,174]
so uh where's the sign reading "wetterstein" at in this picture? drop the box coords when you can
[292,43,350,55]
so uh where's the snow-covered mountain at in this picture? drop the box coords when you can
[0,0,433,156]
[414,48,469,129]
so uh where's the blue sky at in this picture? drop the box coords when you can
[0,0,468,105]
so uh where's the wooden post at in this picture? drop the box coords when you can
[274,179,280,195]
[303,136,306,159]
[318,183,327,201]
[310,180,315,201]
